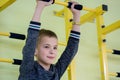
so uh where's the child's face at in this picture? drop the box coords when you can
[35,36,58,66]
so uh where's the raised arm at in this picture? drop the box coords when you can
[19,0,53,74]
[55,2,81,79]
[32,0,53,22]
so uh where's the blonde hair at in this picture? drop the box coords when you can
[36,29,58,47]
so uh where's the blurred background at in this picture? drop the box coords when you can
[0,0,120,80]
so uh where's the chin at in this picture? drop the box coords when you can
[47,61,54,65]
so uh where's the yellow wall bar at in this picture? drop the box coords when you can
[80,4,107,25]
[80,12,95,25]
[83,6,96,12]
[55,0,96,12]
[0,58,13,63]
[102,20,120,35]
[109,72,118,77]
[106,50,113,53]
[0,32,10,36]
[54,4,108,26]
[54,3,108,80]
[0,0,16,12]
[55,1,68,6]
[96,15,109,80]
[58,41,67,46]
[68,60,76,80]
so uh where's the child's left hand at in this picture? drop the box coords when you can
[70,1,80,16]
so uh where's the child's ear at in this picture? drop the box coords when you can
[35,49,38,56]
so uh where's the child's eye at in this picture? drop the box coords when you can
[45,46,49,48]
[54,47,57,50]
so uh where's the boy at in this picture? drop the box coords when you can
[18,0,81,80]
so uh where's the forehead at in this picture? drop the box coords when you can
[39,36,58,45]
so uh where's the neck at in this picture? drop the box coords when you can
[37,61,51,71]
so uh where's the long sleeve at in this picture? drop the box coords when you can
[19,21,41,75]
[55,30,80,79]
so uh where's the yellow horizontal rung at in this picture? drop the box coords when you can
[83,6,96,12]
[55,1,96,12]
[0,0,16,12]
[106,50,113,53]
[102,20,120,35]
[55,1,68,6]
[58,41,67,46]
[109,72,118,77]
[0,58,13,63]
[0,32,10,36]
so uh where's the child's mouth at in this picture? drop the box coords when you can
[47,56,54,59]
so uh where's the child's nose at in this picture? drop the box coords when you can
[50,48,55,54]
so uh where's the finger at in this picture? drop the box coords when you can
[71,2,79,9]
[49,0,53,4]
[45,0,53,6]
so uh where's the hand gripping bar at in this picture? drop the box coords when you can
[40,0,83,10]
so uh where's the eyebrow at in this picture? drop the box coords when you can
[44,44,58,47]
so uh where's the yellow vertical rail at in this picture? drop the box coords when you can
[96,15,109,80]
[0,0,16,12]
